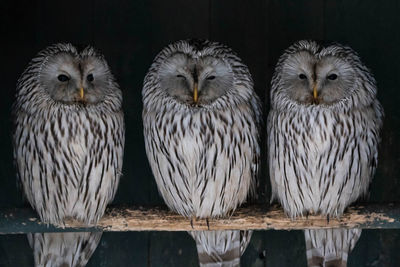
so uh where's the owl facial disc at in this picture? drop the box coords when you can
[158,53,234,106]
[38,48,115,105]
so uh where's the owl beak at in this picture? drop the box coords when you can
[79,87,85,100]
[193,82,198,103]
[313,84,318,99]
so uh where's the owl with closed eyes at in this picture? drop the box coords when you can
[13,43,124,266]
[142,39,261,266]
[268,40,383,266]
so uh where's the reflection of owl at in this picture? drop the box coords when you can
[13,43,125,266]
[143,39,261,266]
[268,40,383,266]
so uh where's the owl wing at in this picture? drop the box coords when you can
[247,91,263,200]
[266,109,279,204]
[367,99,384,183]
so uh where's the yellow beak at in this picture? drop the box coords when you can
[80,87,84,100]
[313,84,318,99]
[193,82,198,103]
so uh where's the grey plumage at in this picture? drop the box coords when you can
[27,233,103,267]
[267,40,383,266]
[304,229,361,267]
[188,230,252,267]
[13,43,124,266]
[142,39,261,266]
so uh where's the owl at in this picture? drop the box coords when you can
[267,40,383,266]
[13,43,125,266]
[142,39,261,266]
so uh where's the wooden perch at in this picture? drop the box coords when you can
[0,203,399,234]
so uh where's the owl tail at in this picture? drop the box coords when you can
[188,230,252,267]
[304,229,361,267]
[27,232,102,267]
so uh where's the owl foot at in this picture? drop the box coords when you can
[190,218,194,229]
[327,214,330,224]
[206,218,210,230]
[305,211,310,219]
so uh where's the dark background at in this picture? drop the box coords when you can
[1,0,400,266]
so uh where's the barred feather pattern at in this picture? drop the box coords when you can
[13,43,124,266]
[27,233,102,267]
[268,41,383,266]
[143,40,261,266]
[188,230,252,267]
[305,229,361,267]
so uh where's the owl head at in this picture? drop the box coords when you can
[271,40,377,109]
[144,39,253,107]
[21,43,119,105]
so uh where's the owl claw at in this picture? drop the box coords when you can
[327,214,330,224]
[206,218,210,230]
[190,218,194,229]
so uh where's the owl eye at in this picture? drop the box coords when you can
[298,74,307,80]
[87,74,94,82]
[176,74,185,79]
[206,76,216,80]
[57,74,69,82]
[327,74,338,80]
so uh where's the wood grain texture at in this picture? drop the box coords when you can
[0,204,399,234]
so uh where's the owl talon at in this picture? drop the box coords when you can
[190,218,194,229]
[206,218,210,230]
[327,214,330,224]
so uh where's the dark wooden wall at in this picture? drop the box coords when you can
[1,0,400,266]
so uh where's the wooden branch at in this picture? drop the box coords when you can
[0,203,399,234]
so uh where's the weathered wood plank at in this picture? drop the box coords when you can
[0,204,399,234]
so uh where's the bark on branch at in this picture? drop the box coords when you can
[1,203,399,234]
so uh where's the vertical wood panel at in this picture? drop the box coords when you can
[34,0,95,46]
[148,232,198,267]
[87,233,149,267]
[0,0,39,209]
[242,230,307,267]
[0,235,33,266]
[147,0,210,55]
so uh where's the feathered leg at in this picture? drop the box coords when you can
[28,232,102,267]
[304,229,361,267]
[188,230,252,267]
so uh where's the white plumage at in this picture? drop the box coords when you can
[143,39,261,266]
[268,40,383,266]
[13,43,124,266]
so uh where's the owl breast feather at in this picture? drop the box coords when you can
[268,106,378,218]
[144,106,257,218]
